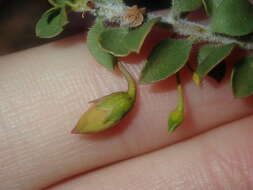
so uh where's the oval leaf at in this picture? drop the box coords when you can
[204,0,253,36]
[232,56,253,98]
[87,19,116,70]
[194,44,234,82]
[99,27,130,56]
[172,0,202,13]
[140,39,193,84]
[36,7,68,38]
[124,17,161,53]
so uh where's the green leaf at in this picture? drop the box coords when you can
[194,44,234,83]
[124,17,160,53]
[204,0,253,36]
[36,7,68,38]
[232,56,253,98]
[49,0,66,6]
[172,0,202,13]
[140,39,193,84]
[49,0,90,10]
[99,27,130,56]
[87,19,117,70]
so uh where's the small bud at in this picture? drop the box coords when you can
[168,108,184,133]
[168,75,185,133]
[72,63,136,134]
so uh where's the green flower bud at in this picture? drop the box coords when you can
[72,63,136,134]
[168,75,185,133]
[168,108,184,133]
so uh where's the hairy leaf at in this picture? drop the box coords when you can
[232,56,253,98]
[172,0,202,13]
[36,7,68,38]
[99,27,130,56]
[140,39,193,84]
[124,17,160,53]
[87,19,117,69]
[194,44,234,82]
[204,0,253,36]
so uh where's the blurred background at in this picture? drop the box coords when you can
[0,0,170,56]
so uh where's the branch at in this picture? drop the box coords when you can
[77,1,253,50]
[159,13,253,50]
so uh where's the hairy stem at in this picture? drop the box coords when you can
[75,1,253,50]
[159,13,253,50]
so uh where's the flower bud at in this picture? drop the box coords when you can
[168,77,184,133]
[72,63,136,134]
[168,108,184,133]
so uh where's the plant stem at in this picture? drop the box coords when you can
[176,73,184,113]
[160,13,253,50]
[118,62,136,99]
[75,0,253,50]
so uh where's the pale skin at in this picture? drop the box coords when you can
[1,30,253,190]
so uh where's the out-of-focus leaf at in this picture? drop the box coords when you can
[232,56,253,98]
[48,0,66,6]
[172,0,202,13]
[36,7,68,38]
[204,0,253,36]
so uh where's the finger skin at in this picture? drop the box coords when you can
[49,115,253,190]
[0,34,253,190]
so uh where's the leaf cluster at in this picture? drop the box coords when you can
[36,0,89,38]
[35,0,253,133]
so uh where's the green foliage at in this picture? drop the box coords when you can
[36,0,91,38]
[124,18,160,53]
[49,0,89,8]
[99,18,159,56]
[48,0,67,7]
[204,0,253,36]
[194,44,234,84]
[87,19,117,70]
[140,38,193,84]
[35,0,253,134]
[172,0,202,13]
[36,7,68,38]
[99,27,130,56]
[232,56,253,98]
